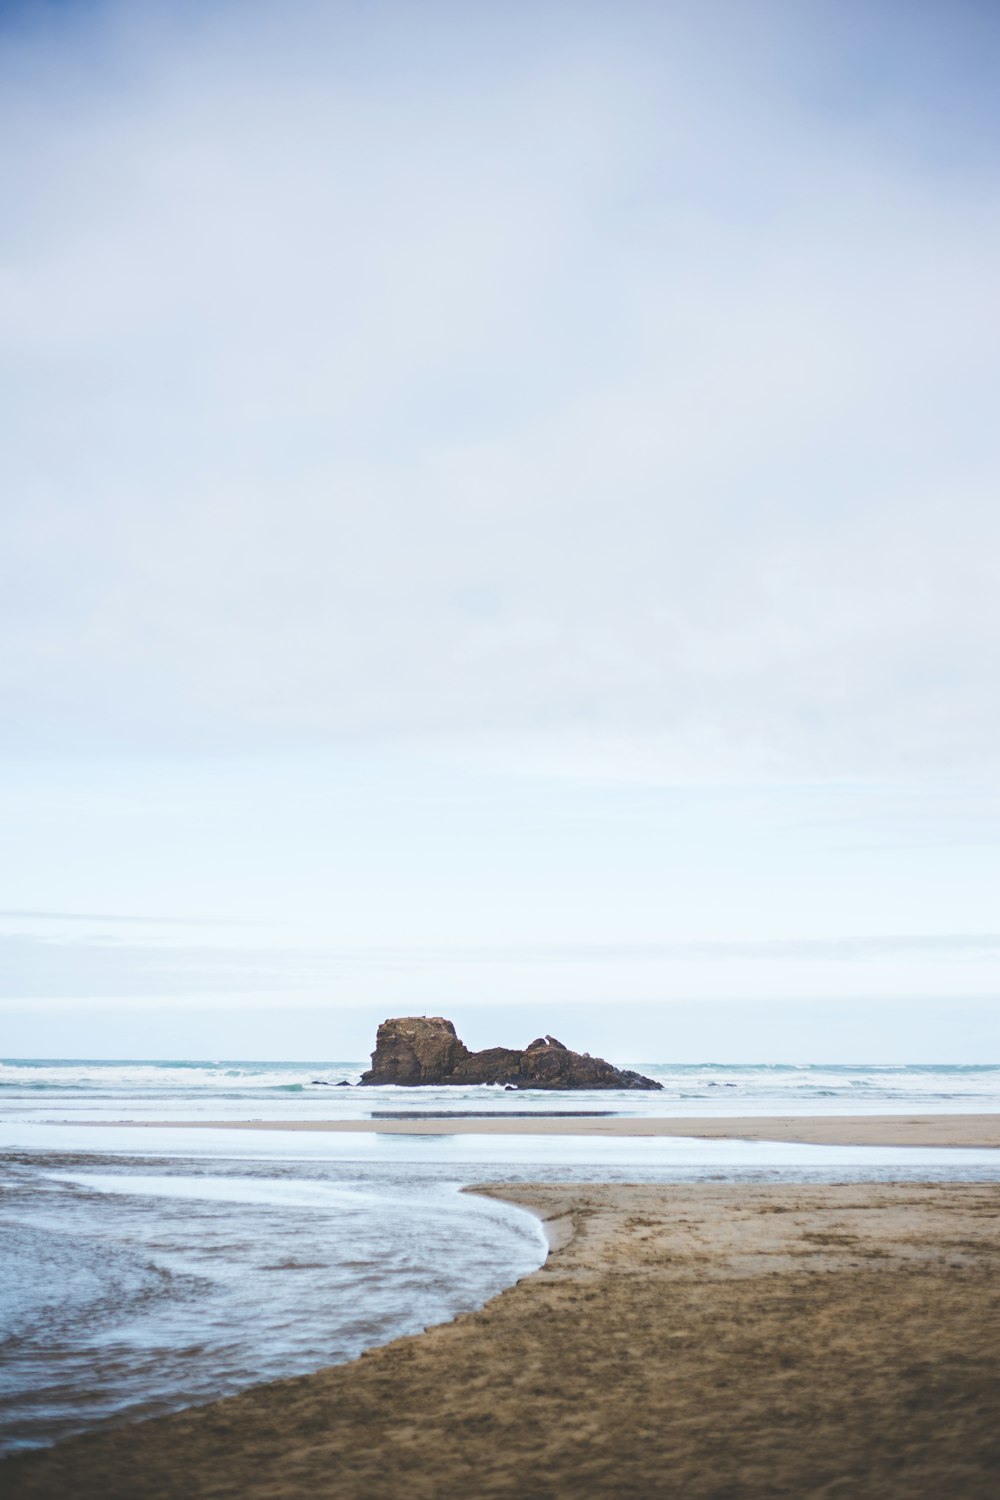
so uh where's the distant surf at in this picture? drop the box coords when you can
[3,1058,1000,1122]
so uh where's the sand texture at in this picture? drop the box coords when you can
[6,1181,1000,1499]
[118,1112,1000,1146]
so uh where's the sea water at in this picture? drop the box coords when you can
[2,1059,1000,1456]
[4,1058,1000,1122]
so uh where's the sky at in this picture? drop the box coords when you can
[1,0,999,1061]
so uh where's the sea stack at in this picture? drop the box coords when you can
[359,1016,663,1090]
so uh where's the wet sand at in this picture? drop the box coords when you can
[113,1111,1000,1147]
[7,1180,1000,1499]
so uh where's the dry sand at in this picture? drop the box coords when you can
[116,1111,1000,1147]
[6,1179,1000,1499]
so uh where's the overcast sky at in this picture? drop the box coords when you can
[2,0,998,1060]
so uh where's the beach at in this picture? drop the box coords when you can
[5,1074,1000,1497]
[8,0,1000,1488]
[128,1111,1000,1148]
[7,1161,1000,1498]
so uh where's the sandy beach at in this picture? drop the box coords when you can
[7,1171,1000,1499]
[118,1111,1000,1148]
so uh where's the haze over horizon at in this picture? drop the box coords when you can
[2,0,998,1061]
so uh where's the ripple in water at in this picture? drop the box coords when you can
[0,1157,547,1455]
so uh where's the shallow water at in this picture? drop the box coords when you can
[0,1151,547,1455]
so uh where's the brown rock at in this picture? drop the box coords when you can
[359,1016,662,1090]
[356,1016,470,1086]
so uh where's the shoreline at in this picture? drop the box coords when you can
[65,1111,1000,1147]
[7,1178,1000,1498]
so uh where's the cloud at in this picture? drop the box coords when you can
[0,932,310,1000]
[1,1,999,781]
[3,928,999,1004]
[0,909,247,926]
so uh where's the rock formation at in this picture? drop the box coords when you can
[359,1016,662,1090]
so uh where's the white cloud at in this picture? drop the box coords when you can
[2,4,999,1055]
[1,1,998,781]
[3,921,1000,1007]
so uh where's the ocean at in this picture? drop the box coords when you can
[3,1058,1000,1456]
